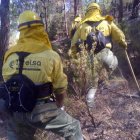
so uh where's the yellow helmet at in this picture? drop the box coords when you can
[86,2,101,12]
[18,10,44,31]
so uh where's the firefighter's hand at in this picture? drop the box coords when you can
[121,41,127,50]
[55,93,66,108]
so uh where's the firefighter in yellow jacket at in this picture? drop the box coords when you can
[69,2,127,107]
[2,10,83,140]
[70,15,82,39]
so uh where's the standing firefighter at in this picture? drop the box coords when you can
[70,16,82,39]
[69,2,127,107]
[1,10,83,140]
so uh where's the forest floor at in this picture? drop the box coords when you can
[0,39,140,140]
[0,77,140,140]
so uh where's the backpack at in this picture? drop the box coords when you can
[1,52,54,113]
[3,52,37,112]
[85,21,112,54]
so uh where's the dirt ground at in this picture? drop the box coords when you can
[0,78,140,140]
[0,38,140,139]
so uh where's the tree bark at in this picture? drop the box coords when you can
[63,0,68,37]
[74,0,77,17]
[74,0,80,17]
[40,0,48,31]
[0,0,10,78]
[131,0,140,19]
[118,0,123,22]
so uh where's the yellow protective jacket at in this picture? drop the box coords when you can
[70,10,127,57]
[69,16,82,39]
[2,26,67,94]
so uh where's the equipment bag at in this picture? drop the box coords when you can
[4,52,37,112]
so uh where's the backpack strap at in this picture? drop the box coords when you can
[16,52,30,75]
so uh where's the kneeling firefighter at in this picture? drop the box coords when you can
[1,10,83,140]
[69,2,127,107]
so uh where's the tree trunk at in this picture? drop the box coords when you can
[63,0,68,37]
[118,0,123,22]
[44,6,48,31]
[74,0,80,17]
[40,0,48,31]
[74,0,77,17]
[131,0,140,19]
[0,0,10,78]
